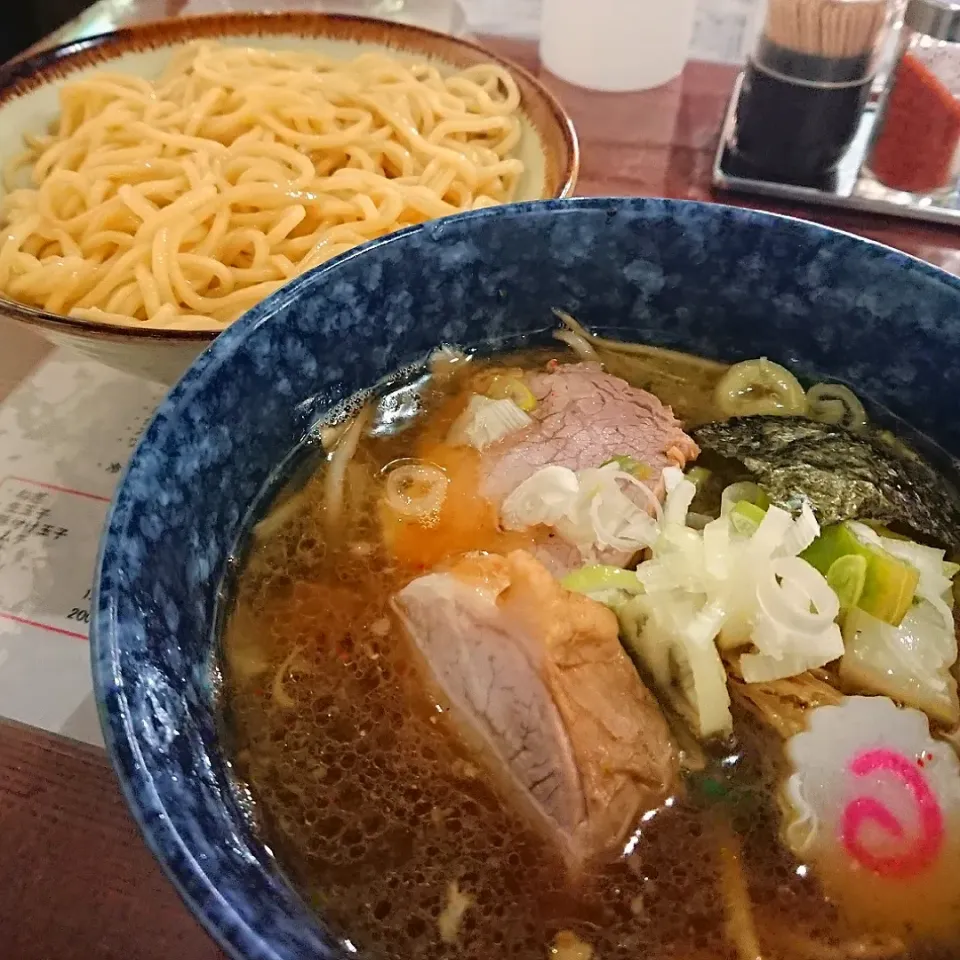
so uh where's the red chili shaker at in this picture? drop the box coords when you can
[868,0,960,194]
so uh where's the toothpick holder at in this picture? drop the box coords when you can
[730,0,893,185]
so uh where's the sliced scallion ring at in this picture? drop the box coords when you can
[715,358,807,418]
[384,460,449,521]
[806,383,868,432]
[826,554,868,611]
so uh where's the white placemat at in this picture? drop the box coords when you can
[0,350,167,745]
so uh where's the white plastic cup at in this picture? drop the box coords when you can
[539,0,698,92]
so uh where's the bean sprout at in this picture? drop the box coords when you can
[323,405,371,537]
[252,488,309,543]
[553,324,600,362]
[553,309,727,371]
[714,815,765,960]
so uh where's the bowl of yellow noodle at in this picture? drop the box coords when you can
[0,13,578,383]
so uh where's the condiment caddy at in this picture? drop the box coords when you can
[713,0,960,227]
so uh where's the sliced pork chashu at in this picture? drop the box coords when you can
[480,361,700,506]
[394,550,679,866]
[383,362,701,577]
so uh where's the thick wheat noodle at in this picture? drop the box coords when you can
[0,41,526,331]
[714,814,766,960]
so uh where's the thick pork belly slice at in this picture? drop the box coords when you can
[480,361,700,506]
[393,550,679,865]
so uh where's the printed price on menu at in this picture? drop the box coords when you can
[0,476,110,640]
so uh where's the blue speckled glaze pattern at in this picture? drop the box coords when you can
[91,197,960,960]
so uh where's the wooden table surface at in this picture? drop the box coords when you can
[5,4,960,958]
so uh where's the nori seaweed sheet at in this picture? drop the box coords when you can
[692,416,960,548]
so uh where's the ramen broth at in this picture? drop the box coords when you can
[220,345,960,960]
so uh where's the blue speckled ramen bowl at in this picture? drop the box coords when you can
[92,197,960,960]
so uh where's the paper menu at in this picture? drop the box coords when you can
[0,349,167,746]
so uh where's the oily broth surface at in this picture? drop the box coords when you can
[220,349,942,959]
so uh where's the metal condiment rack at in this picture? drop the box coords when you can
[712,73,960,228]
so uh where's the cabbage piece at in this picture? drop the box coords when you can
[854,524,955,607]
[833,524,960,727]
[447,394,532,450]
[840,599,960,727]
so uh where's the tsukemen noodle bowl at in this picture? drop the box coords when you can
[93,198,960,960]
[0,13,576,383]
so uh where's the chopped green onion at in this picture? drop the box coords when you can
[721,482,770,518]
[698,777,729,801]
[802,523,919,626]
[600,455,652,480]
[562,565,644,596]
[685,466,712,488]
[729,500,766,537]
[826,554,868,612]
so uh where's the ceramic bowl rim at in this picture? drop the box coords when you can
[0,11,580,345]
[91,196,960,960]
